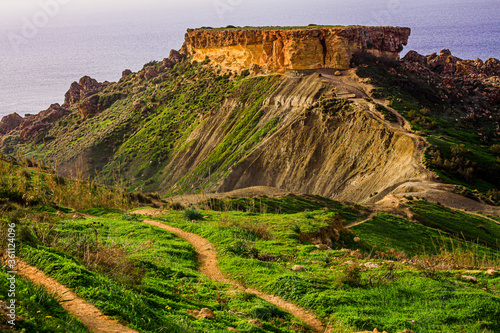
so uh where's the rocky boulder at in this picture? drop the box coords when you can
[0,113,23,135]
[144,66,159,80]
[64,76,106,105]
[186,308,216,319]
[122,69,133,79]
[169,49,187,64]
[18,103,70,142]
[77,95,100,118]
[162,58,175,69]
[482,58,500,77]
[133,99,144,110]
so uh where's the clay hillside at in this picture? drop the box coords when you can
[0,25,500,333]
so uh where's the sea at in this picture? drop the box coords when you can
[0,0,499,120]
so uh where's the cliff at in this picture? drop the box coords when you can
[181,26,411,73]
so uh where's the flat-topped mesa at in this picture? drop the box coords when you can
[180,26,411,73]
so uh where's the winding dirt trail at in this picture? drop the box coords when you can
[346,213,378,229]
[17,261,138,333]
[141,217,325,332]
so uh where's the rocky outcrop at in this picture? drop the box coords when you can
[169,49,187,64]
[19,103,70,142]
[0,113,23,135]
[403,49,500,78]
[64,76,108,105]
[122,69,133,79]
[77,95,100,118]
[403,50,500,108]
[181,26,411,73]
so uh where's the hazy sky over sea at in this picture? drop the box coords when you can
[1,0,488,28]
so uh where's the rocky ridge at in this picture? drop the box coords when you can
[181,26,411,73]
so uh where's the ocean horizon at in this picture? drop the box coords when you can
[1,0,499,120]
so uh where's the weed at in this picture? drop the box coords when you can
[338,262,363,287]
[183,207,204,221]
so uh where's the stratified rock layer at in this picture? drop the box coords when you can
[181,26,411,73]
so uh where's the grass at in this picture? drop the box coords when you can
[16,213,304,333]
[0,155,133,211]
[0,153,499,332]
[0,266,89,332]
[407,201,500,250]
[351,212,500,268]
[203,194,368,217]
[146,205,500,333]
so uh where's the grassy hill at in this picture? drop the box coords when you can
[0,157,499,332]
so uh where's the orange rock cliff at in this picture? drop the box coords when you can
[180,26,411,73]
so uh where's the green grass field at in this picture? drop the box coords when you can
[17,213,304,333]
[144,204,500,333]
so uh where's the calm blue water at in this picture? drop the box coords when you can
[0,0,499,119]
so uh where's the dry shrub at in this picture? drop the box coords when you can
[374,248,408,261]
[410,237,500,272]
[298,215,352,248]
[344,249,364,260]
[219,215,273,240]
[83,245,145,286]
[338,262,363,287]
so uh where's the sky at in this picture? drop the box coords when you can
[0,0,457,28]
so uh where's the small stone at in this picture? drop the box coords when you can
[461,275,478,283]
[186,309,200,317]
[292,265,306,272]
[334,70,342,76]
[248,319,263,327]
[199,308,216,319]
[187,308,216,319]
[364,262,380,268]
[353,237,361,243]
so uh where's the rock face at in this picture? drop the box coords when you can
[77,95,100,118]
[402,50,500,109]
[181,26,411,73]
[0,113,23,135]
[403,49,500,77]
[64,76,107,106]
[19,103,70,142]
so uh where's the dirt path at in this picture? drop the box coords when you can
[141,217,325,332]
[461,211,500,225]
[346,213,378,229]
[17,261,137,333]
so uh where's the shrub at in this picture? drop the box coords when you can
[224,239,259,258]
[183,207,204,221]
[489,144,500,157]
[338,262,362,287]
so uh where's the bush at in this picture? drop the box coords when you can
[183,207,204,221]
[338,262,362,287]
[489,144,500,157]
[224,239,259,258]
